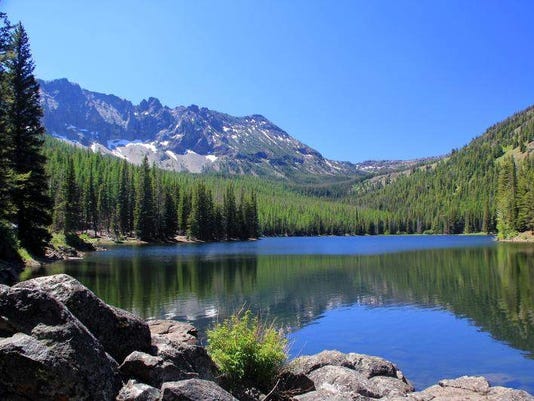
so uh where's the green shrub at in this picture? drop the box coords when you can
[207,309,287,390]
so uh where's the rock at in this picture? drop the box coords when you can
[0,285,121,400]
[294,389,370,400]
[229,385,266,401]
[286,350,412,399]
[345,353,400,379]
[151,333,218,381]
[147,319,199,345]
[369,375,414,398]
[161,379,238,401]
[287,350,401,379]
[383,376,534,401]
[116,380,160,401]
[307,365,381,399]
[288,350,349,376]
[120,351,196,387]
[276,369,316,396]
[15,273,151,363]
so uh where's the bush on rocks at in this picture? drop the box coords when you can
[207,309,287,392]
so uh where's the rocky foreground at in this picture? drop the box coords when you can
[0,274,532,401]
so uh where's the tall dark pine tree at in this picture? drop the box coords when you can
[7,23,51,254]
[134,156,155,240]
[52,158,79,235]
[0,14,12,219]
[0,13,17,260]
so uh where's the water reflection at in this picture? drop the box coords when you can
[34,240,534,360]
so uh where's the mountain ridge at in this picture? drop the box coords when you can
[39,78,363,178]
[38,78,438,179]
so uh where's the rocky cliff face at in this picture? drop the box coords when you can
[39,78,363,177]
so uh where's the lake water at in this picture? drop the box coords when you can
[32,235,534,393]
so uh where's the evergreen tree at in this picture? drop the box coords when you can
[7,23,51,254]
[163,188,178,238]
[516,156,534,232]
[85,168,98,235]
[134,156,155,240]
[223,184,238,239]
[496,156,517,239]
[0,13,17,260]
[179,189,191,234]
[52,159,79,235]
[116,160,130,236]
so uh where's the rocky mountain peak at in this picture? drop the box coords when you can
[38,78,364,177]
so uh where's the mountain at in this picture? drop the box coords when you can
[354,105,534,234]
[38,78,365,178]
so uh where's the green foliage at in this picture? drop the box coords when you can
[354,105,534,236]
[0,17,52,259]
[207,309,287,390]
[6,23,52,255]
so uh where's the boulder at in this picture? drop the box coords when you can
[116,380,160,401]
[307,365,381,399]
[147,319,199,345]
[15,273,151,363]
[369,375,414,398]
[120,351,196,387]
[288,350,403,380]
[286,350,412,399]
[294,389,370,400]
[276,369,316,396]
[161,379,238,401]
[383,376,534,401]
[0,285,121,401]
[151,332,218,381]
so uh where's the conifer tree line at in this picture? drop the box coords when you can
[0,16,52,258]
[496,155,534,239]
[44,138,391,239]
[45,141,260,242]
[354,106,534,235]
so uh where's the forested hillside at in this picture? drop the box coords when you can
[43,138,389,239]
[353,106,534,237]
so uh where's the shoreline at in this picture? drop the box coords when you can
[1,273,532,400]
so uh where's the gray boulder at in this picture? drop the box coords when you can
[307,365,381,399]
[15,273,151,363]
[161,379,238,401]
[384,376,534,401]
[0,285,121,400]
[294,389,370,400]
[116,380,160,401]
[276,368,316,396]
[286,350,413,399]
[288,350,404,380]
[151,331,218,381]
[147,319,199,345]
[120,351,196,387]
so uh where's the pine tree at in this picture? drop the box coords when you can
[116,160,130,236]
[496,156,517,239]
[52,158,79,235]
[7,23,51,254]
[134,156,155,240]
[516,156,534,232]
[86,168,98,235]
[223,184,238,239]
[0,13,17,260]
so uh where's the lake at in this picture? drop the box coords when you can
[30,235,534,393]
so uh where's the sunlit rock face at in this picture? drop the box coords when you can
[38,78,363,177]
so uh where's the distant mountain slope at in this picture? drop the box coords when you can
[354,105,534,234]
[39,78,365,178]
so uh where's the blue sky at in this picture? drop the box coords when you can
[3,0,534,162]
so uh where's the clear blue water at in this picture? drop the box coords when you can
[33,235,534,393]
